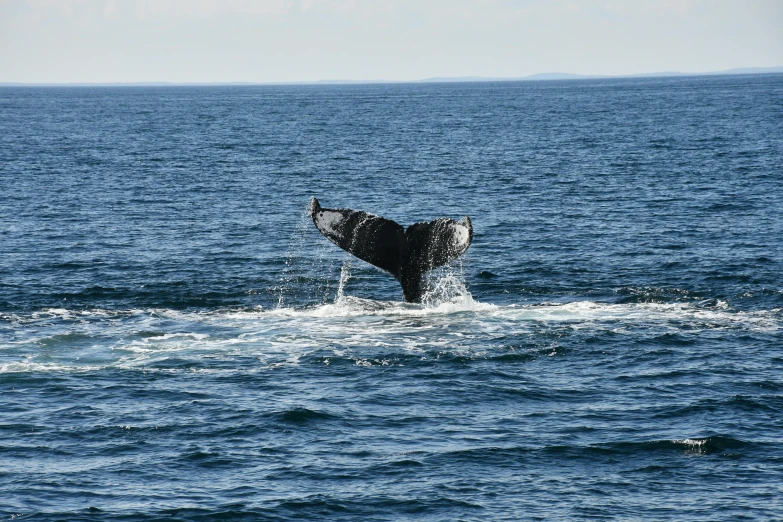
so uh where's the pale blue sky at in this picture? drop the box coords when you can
[1,0,782,83]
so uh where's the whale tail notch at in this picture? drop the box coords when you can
[310,198,472,302]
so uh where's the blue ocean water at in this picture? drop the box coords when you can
[1,75,782,520]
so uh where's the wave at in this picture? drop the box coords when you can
[1,290,780,374]
[2,300,779,338]
[427,435,754,463]
[5,282,779,323]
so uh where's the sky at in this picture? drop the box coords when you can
[1,0,782,83]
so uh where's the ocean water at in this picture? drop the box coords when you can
[1,75,782,520]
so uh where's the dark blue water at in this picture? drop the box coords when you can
[2,75,782,521]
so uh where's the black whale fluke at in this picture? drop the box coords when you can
[310,198,473,302]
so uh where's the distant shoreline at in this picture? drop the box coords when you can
[2,66,782,87]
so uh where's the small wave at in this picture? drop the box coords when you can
[141,332,210,342]
[276,407,337,424]
[180,449,236,468]
[583,436,750,456]
[669,436,748,455]
[615,286,699,304]
[0,361,94,373]
[275,494,482,515]
[37,332,95,348]
[429,436,750,463]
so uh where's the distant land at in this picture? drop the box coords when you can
[2,66,782,87]
[418,66,783,83]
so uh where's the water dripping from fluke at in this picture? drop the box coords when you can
[276,203,341,310]
[335,259,352,303]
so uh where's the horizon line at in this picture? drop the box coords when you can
[2,66,782,87]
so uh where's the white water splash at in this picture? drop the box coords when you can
[674,438,708,455]
[335,258,352,302]
[421,265,472,308]
[1,300,780,373]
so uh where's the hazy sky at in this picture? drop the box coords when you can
[1,0,782,83]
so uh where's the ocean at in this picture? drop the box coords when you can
[1,74,782,520]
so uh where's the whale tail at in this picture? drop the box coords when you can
[310,198,473,302]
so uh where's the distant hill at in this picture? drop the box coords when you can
[2,66,782,87]
[704,66,783,75]
[518,73,601,81]
[419,73,599,82]
[419,66,783,83]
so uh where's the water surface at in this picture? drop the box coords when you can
[2,75,783,520]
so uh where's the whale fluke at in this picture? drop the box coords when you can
[310,198,472,302]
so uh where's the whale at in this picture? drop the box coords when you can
[310,198,473,302]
